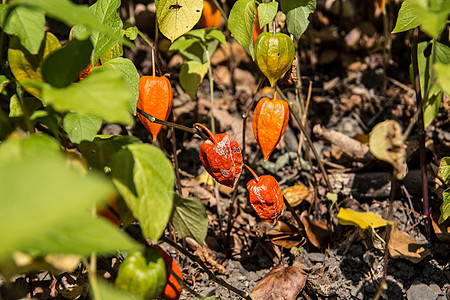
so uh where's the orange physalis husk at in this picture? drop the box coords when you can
[252,8,263,45]
[196,123,243,188]
[68,27,99,81]
[137,76,173,140]
[153,245,183,300]
[246,165,284,224]
[252,94,289,161]
[199,0,221,28]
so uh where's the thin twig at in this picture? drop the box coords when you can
[160,236,251,300]
[137,107,202,136]
[411,27,432,243]
[298,78,312,156]
[276,87,334,193]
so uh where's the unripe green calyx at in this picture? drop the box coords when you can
[115,249,166,300]
[254,32,295,87]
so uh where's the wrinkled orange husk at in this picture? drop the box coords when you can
[153,245,183,300]
[199,0,221,28]
[137,76,173,140]
[199,133,243,187]
[252,97,289,161]
[247,175,284,224]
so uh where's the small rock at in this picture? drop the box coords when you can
[406,283,438,300]
[306,252,325,263]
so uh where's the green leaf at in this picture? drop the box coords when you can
[98,57,139,115]
[99,41,123,63]
[439,187,450,224]
[0,133,61,165]
[8,0,132,48]
[111,144,175,242]
[423,93,442,127]
[63,113,102,144]
[392,0,450,38]
[89,0,123,63]
[79,135,142,171]
[30,109,61,138]
[124,26,138,40]
[9,95,41,117]
[439,157,450,184]
[41,68,133,124]
[180,61,210,99]
[0,146,113,259]
[206,29,226,45]
[1,5,45,54]
[337,208,388,229]
[168,36,199,57]
[24,213,137,256]
[0,75,10,93]
[280,0,316,41]
[392,0,421,33]
[257,1,278,29]
[8,32,61,98]
[434,63,450,96]
[41,38,93,88]
[96,280,141,300]
[170,194,208,244]
[228,0,256,52]
[369,120,407,180]
[155,0,203,42]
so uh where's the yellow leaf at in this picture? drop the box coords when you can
[337,208,388,229]
[156,0,203,42]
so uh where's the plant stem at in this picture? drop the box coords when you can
[283,195,306,239]
[170,112,182,194]
[276,87,333,193]
[373,176,396,300]
[137,107,202,136]
[161,236,251,300]
[411,27,431,243]
[206,49,215,134]
[16,85,34,134]
[211,0,228,23]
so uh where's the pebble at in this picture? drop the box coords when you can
[306,252,326,263]
[406,283,439,300]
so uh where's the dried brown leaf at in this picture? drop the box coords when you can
[266,220,305,248]
[300,211,332,248]
[283,185,309,207]
[431,213,450,243]
[389,222,431,263]
[250,264,306,300]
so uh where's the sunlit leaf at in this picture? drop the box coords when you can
[228,0,255,53]
[257,2,278,29]
[41,68,132,124]
[8,32,61,98]
[111,144,174,242]
[1,5,45,54]
[155,0,203,42]
[63,113,102,144]
[337,208,388,229]
[369,120,407,180]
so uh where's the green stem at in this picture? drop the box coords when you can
[206,49,215,134]
[276,87,333,193]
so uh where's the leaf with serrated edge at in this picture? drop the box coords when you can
[2,6,45,54]
[41,68,132,124]
[89,0,123,63]
[99,58,139,115]
[280,0,316,41]
[337,208,388,229]
[156,0,203,42]
[111,144,174,242]
[63,113,102,144]
[170,194,207,244]
[7,0,131,48]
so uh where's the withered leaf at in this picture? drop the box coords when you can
[250,264,307,300]
[266,220,305,248]
[300,211,332,248]
[389,222,431,263]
